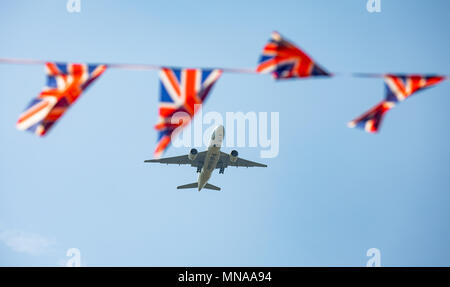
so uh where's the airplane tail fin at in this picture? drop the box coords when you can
[177,182,221,191]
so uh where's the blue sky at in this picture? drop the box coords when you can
[1,0,450,266]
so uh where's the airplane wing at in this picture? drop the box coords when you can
[144,151,206,167]
[218,152,267,168]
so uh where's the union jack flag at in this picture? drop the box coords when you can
[16,62,107,136]
[154,68,222,158]
[256,31,329,79]
[348,74,445,133]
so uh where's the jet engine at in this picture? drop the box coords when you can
[229,150,238,162]
[188,148,198,160]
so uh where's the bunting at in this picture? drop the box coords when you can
[2,31,448,155]
[16,62,106,136]
[256,31,329,79]
[154,68,222,158]
[348,74,445,133]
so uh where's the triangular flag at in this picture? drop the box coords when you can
[16,62,107,136]
[154,68,222,158]
[256,31,329,79]
[348,74,445,133]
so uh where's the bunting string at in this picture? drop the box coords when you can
[1,58,447,79]
[0,58,257,74]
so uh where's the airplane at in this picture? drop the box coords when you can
[144,125,267,191]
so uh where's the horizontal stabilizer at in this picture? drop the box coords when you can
[177,182,221,191]
[177,182,198,189]
[204,183,221,191]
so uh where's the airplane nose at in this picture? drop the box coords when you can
[216,125,224,136]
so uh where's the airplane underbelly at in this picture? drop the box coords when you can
[205,151,220,171]
[198,147,220,188]
[201,170,212,181]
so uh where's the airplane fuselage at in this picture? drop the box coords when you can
[198,125,224,191]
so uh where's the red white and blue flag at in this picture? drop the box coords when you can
[348,74,445,133]
[256,31,329,79]
[16,62,107,136]
[154,68,222,158]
